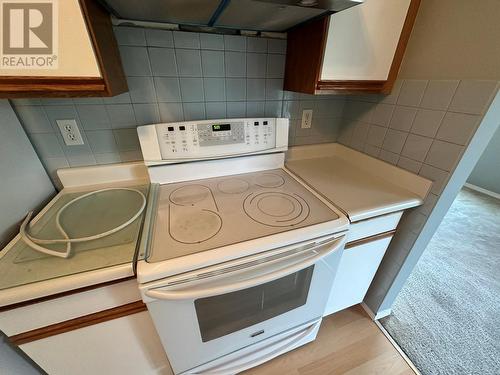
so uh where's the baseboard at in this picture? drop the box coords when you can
[374,320,422,375]
[361,302,392,320]
[464,183,500,200]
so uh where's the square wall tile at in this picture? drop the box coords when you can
[43,105,79,130]
[410,109,445,138]
[420,80,459,110]
[133,104,160,125]
[95,153,121,165]
[225,52,246,77]
[114,27,146,46]
[67,154,96,167]
[113,129,141,151]
[154,77,182,102]
[247,53,267,78]
[449,80,499,115]
[77,104,110,130]
[247,37,267,53]
[175,49,202,77]
[119,46,151,76]
[203,78,226,102]
[344,101,373,122]
[364,144,381,158]
[29,133,64,158]
[247,79,266,101]
[419,164,449,195]
[401,134,432,162]
[397,80,428,107]
[379,149,399,165]
[436,112,480,145]
[15,105,52,133]
[371,104,394,127]
[205,102,226,119]
[158,103,184,122]
[265,101,282,117]
[225,78,246,101]
[42,157,69,178]
[179,78,204,102]
[145,29,173,47]
[281,100,300,119]
[267,39,286,54]
[265,79,283,100]
[227,102,246,117]
[200,33,224,50]
[366,124,387,147]
[223,35,246,51]
[173,31,200,49]
[73,97,103,105]
[246,101,265,117]
[183,102,206,120]
[425,140,463,171]
[380,79,403,104]
[86,130,119,153]
[397,156,422,174]
[149,47,177,76]
[201,50,225,77]
[389,106,417,131]
[266,54,285,78]
[127,77,157,103]
[382,129,408,154]
[120,150,143,162]
[106,104,136,128]
[103,92,131,105]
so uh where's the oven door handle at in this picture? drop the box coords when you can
[144,234,346,301]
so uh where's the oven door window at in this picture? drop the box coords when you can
[194,266,314,342]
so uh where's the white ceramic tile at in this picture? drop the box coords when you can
[133,104,160,125]
[225,78,246,101]
[114,26,146,46]
[86,130,119,153]
[225,52,246,77]
[366,124,387,147]
[200,33,224,50]
[119,46,151,76]
[106,104,136,128]
[113,129,141,151]
[29,133,64,158]
[265,79,283,101]
[201,50,225,77]
[76,104,110,130]
[267,39,286,54]
[397,80,428,107]
[179,78,204,102]
[173,31,200,49]
[425,140,463,171]
[158,103,184,122]
[410,109,445,138]
[449,80,499,114]
[247,37,267,53]
[420,80,459,110]
[127,77,157,103]
[145,29,173,48]
[226,102,246,117]
[371,103,394,127]
[246,79,266,101]
[15,105,52,133]
[203,78,226,102]
[397,156,422,174]
[175,49,202,77]
[436,112,480,145]
[247,53,267,78]
[154,77,182,103]
[382,129,408,154]
[401,134,433,162]
[389,106,417,131]
[205,102,226,119]
[223,35,246,51]
[148,47,177,76]
[379,149,399,165]
[266,54,285,78]
[183,102,206,120]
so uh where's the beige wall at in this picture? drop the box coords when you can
[399,0,500,80]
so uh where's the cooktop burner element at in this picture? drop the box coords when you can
[217,178,250,194]
[254,173,285,188]
[243,192,310,227]
[170,185,211,206]
[169,206,222,244]
[148,169,341,262]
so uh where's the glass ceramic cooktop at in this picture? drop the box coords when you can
[147,169,340,263]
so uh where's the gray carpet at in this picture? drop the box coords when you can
[380,188,500,375]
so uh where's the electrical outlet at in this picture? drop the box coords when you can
[56,119,84,146]
[301,109,313,129]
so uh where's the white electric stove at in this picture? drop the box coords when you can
[136,118,349,375]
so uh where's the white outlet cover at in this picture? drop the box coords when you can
[56,119,84,146]
[301,109,313,129]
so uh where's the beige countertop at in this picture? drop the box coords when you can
[286,144,432,222]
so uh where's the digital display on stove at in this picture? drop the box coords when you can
[212,124,231,132]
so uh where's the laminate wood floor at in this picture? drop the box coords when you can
[244,305,414,375]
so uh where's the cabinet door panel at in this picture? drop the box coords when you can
[324,236,392,316]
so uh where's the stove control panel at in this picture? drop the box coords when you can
[138,118,289,164]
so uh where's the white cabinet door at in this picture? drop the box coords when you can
[324,236,393,316]
[320,0,411,81]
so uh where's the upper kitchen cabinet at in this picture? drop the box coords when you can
[284,0,420,94]
[0,0,127,98]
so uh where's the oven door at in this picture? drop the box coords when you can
[141,233,346,374]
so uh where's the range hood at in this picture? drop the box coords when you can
[98,0,363,32]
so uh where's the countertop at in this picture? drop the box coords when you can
[286,143,432,222]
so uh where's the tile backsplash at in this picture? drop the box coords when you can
[10,26,345,185]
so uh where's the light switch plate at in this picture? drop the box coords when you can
[56,119,84,146]
[301,109,313,129]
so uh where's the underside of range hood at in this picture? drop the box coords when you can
[98,0,363,33]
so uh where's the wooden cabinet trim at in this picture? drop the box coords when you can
[284,0,421,95]
[0,0,127,98]
[8,301,146,346]
[345,229,396,249]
